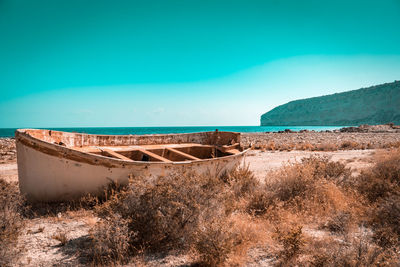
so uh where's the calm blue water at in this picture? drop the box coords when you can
[0,126,345,138]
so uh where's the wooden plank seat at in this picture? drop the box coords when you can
[216,143,240,154]
[72,143,239,162]
[223,148,241,154]
[101,148,134,162]
[165,147,200,160]
[98,147,172,163]
[73,143,209,153]
[136,148,172,163]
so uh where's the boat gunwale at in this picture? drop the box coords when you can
[17,128,242,138]
[15,129,249,167]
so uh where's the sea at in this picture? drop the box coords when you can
[0,126,345,138]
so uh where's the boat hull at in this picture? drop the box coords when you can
[16,130,248,202]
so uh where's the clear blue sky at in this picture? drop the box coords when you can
[1,0,400,127]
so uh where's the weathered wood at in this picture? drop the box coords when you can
[217,143,240,154]
[137,149,172,163]
[16,129,247,202]
[224,148,241,154]
[166,147,200,160]
[102,148,134,162]
[73,143,211,153]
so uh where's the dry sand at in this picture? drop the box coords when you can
[1,149,375,184]
[245,149,375,179]
[0,135,391,266]
[0,148,378,266]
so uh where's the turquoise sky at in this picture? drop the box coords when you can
[1,0,400,127]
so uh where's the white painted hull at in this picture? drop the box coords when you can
[16,129,248,202]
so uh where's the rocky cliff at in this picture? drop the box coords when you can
[260,81,400,126]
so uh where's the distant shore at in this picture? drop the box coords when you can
[1,124,399,138]
[1,124,400,164]
[0,125,344,138]
[242,132,400,150]
[241,124,400,150]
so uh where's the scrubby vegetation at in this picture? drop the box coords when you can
[251,140,400,151]
[2,148,400,266]
[260,80,400,126]
[85,148,400,266]
[88,170,258,265]
[0,179,24,266]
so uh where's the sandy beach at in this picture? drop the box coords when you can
[1,131,397,266]
[0,134,382,184]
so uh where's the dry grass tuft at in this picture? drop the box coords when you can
[370,194,400,249]
[352,148,400,203]
[89,214,132,264]
[340,140,361,149]
[313,143,339,151]
[274,225,305,263]
[194,216,243,266]
[322,211,352,235]
[0,179,24,266]
[52,230,68,246]
[222,165,260,198]
[306,233,397,267]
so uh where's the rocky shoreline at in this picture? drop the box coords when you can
[0,138,16,162]
[242,132,400,150]
[1,125,400,162]
[241,124,400,150]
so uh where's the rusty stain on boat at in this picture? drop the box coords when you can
[15,129,249,202]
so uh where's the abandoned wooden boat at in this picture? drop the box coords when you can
[16,129,249,202]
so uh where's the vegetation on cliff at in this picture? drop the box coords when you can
[261,81,400,126]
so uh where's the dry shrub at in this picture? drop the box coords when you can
[124,172,225,251]
[371,149,400,183]
[295,142,314,151]
[248,156,351,216]
[307,233,397,267]
[25,191,102,219]
[222,165,260,198]
[382,141,400,149]
[244,153,399,265]
[246,156,360,262]
[353,148,400,203]
[194,214,255,266]
[247,190,275,217]
[89,214,132,264]
[321,211,352,235]
[277,143,295,151]
[300,156,351,183]
[89,168,260,266]
[85,151,400,265]
[268,164,315,203]
[274,225,305,263]
[313,143,338,151]
[253,141,277,151]
[370,195,400,248]
[0,179,24,267]
[327,148,400,259]
[340,141,360,150]
[264,141,276,151]
[355,174,393,203]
